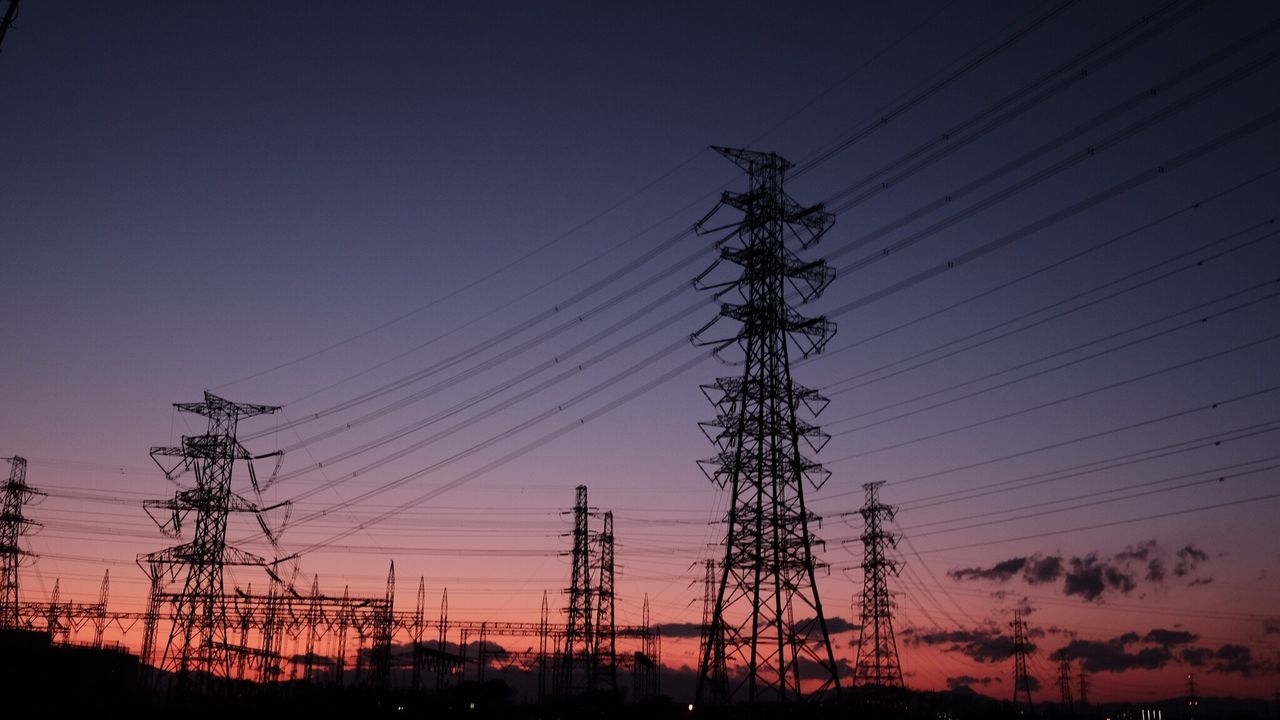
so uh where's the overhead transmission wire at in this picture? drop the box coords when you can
[817,0,1224,210]
[273,65,1280,551]
[740,0,962,149]
[269,274,702,467]
[45,9,1274,604]
[792,0,1084,178]
[826,276,1280,436]
[217,0,976,410]
[819,46,1280,284]
[826,274,1279,424]
[244,22,1274,481]
[74,8,1264,599]
[240,223,710,442]
[886,418,1280,512]
[825,329,1280,462]
[820,383,1280,496]
[269,333,705,517]
[890,457,1280,537]
[908,491,1280,556]
[231,0,1104,447]
[287,352,710,556]
[199,12,1198,571]
[808,162,1280,368]
[820,221,1279,400]
[211,150,713,392]
[279,307,706,499]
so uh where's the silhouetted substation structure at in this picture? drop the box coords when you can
[3,446,659,703]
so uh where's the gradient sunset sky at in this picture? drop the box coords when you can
[2,0,1279,702]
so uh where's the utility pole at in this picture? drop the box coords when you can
[853,481,905,689]
[1012,610,1035,714]
[693,146,840,704]
[1,456,43,629]
[139,391,284,690]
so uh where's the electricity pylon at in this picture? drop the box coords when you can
[1012,609,1036,713]
[853,481,904,689]
[1,455,43,629]
[693,146,841,703]
[558,484,594,693]
[139,391,285,690]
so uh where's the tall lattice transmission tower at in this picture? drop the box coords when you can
[693,146,841,704]
[1,456,43,629]
[1012,610,1036,713]
[558,484,594,694]
[139,391,285,689]
[593,510,617,693]
[1058,657,1074,712]
[853,481,904,689]
[698,558,727,703]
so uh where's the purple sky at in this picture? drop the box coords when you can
[2,0,1279,701]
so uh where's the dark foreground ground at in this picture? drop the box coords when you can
[2,629,1275,719]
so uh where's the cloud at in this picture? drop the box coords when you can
[1183,644,1274,677]
[1181,647,1214,667]
[1024,555,1063,584]
[1188,577,1213,586]
[655,615,858,640]
[1142,629,1198,647]
[947,675,999,691]
[950,557,1028,583]
[902,627,1027,663]
[1116,540,1165,582]
[1063,553,1137,601]
[653,621,702,639]
[1264,621,1280,636]
[949,553,1064,585]
[821,616,861,634]
[287,651,334,667]
[1050,633,1172,673]
[948,541,1213,602]
[1209,645,1256,675]
[1174,545,1209,578]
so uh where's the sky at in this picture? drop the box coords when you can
[2,0,1279,703]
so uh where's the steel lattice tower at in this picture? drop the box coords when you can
[1012,610,1036,713]
[371,561,395,690]
[698,558,727,703]
[559,484,594,694]
[139,391,282,689]
[1059,657,1074,712]
[853,481,905,689]
[693,146,841,703]
[1,456,43,629]
[593,510,617,693]
[92,570,110,647]
[411,575,426,690]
